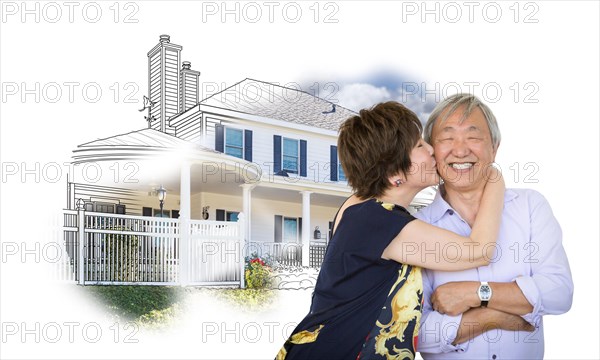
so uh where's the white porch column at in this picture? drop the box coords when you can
[76,201,85,285]
[240,183,256,248]
[300,191,312,267]
[180,161,191,286]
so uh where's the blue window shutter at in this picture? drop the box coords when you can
[215,124,224,152]
[330,145,338,182]
[274,135,282,173]
[300,140,307,177]
[244,130,253,162]
[274,215,282,243]
[298,217,302,240]
[216,209,225,221]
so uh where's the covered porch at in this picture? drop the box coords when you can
[62,129,351,286]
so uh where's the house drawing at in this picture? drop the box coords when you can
[60,35,435,287]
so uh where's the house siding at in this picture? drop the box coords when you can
[174,108,202,142]
[200,112,346,185]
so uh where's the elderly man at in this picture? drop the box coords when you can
[415,94,573,359]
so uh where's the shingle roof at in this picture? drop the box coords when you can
[200,78,356,131]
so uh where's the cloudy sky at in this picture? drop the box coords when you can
[332,78,437,121]
[1,1,599,359]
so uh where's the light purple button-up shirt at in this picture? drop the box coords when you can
[415,188,573,360]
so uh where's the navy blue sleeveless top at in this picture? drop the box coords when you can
[277,199,423,360]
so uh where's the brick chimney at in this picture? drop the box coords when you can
[147,34,182,134]
[180,61,200,112]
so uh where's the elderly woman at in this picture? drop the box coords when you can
[276,101,504,360]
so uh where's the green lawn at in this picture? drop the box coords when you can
[210,288,278,312]
[83,286,186,328]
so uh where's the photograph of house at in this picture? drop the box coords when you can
[60,35,435,287]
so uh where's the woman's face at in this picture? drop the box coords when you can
[404,138,439,189]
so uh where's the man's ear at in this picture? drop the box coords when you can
[492,142,500,160]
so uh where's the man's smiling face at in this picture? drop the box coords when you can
[431,106,498,192]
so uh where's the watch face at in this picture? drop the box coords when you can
[480,285,492,300]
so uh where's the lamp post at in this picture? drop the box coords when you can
[157,185,167,217]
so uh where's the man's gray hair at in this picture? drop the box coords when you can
[424,93,501,148]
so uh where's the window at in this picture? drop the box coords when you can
[215,125,253,161]
[143,207,177,218]
[216,209,240,222]
[330,145,346,182]
[283,217,298,243]
[282,138,299,173]
[225,128,243,159]
[96,203,114,213]
[274,215,302,243]
[338,160,346,181]
[226,211,239,222]
[84,201,116,213]
[153,209,170,218]
[274,136,306,177]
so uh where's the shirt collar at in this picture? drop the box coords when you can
[427,186,519,223]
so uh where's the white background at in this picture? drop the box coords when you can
[1,1,598,359]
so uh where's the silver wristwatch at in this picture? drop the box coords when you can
[478,281,492,307]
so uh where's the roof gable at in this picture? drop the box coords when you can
[78,128,211,151]
[200,78,356,131]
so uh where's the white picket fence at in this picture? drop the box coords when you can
[59,209,245,287]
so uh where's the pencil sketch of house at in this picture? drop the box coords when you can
[58,35,435,288]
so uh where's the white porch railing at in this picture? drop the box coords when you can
[59,209,245,287]
[245,241,328,268]
[259,242,302,266]
[309,241,327,268]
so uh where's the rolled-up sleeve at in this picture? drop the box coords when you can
[513,191,574,327]
[418,271,469,354]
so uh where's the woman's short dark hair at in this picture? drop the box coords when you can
[338,101,422,199]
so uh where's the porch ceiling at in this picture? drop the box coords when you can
[251,186,348,208]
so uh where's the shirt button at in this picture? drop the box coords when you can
[448,210,454,215]
[492,355,497,359]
